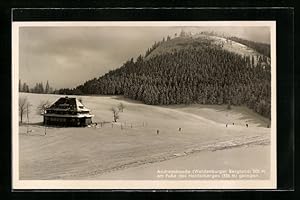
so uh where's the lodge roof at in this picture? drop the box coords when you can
[43,113,94,118]
[46,97,90,112]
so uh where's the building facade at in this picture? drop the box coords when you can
[43,97,93,127]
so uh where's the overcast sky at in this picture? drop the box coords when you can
[19,26,270,89]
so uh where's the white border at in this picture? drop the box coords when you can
[12,21,277,190]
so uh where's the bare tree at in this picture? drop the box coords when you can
[111,107,120,122]
[19,96,30,123]
[25,102,32,133]
[37,100,51,115]
[118,102,125,112]
[26,102,32,121]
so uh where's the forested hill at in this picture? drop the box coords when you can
[58,34,271,119]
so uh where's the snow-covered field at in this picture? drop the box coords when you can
[18,93,271,180]
[209,35,260,57]
[96,145,270,180]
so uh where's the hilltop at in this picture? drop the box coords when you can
[145,33,270,64]
[57,33,271,119]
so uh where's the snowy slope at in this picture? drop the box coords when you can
[19,93,270,180]
[146,34,270,66]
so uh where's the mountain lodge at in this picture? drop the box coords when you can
[43,97,93,127]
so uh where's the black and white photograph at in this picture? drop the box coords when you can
[12,21,276,189]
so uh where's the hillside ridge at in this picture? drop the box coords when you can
[146,34,270,66]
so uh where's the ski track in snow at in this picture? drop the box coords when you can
[68,134,270,179]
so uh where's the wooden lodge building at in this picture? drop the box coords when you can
[43,97,94,127]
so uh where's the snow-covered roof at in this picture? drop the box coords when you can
[75,98,90,112]
[47,97,90,112]
[43,113,94,118]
